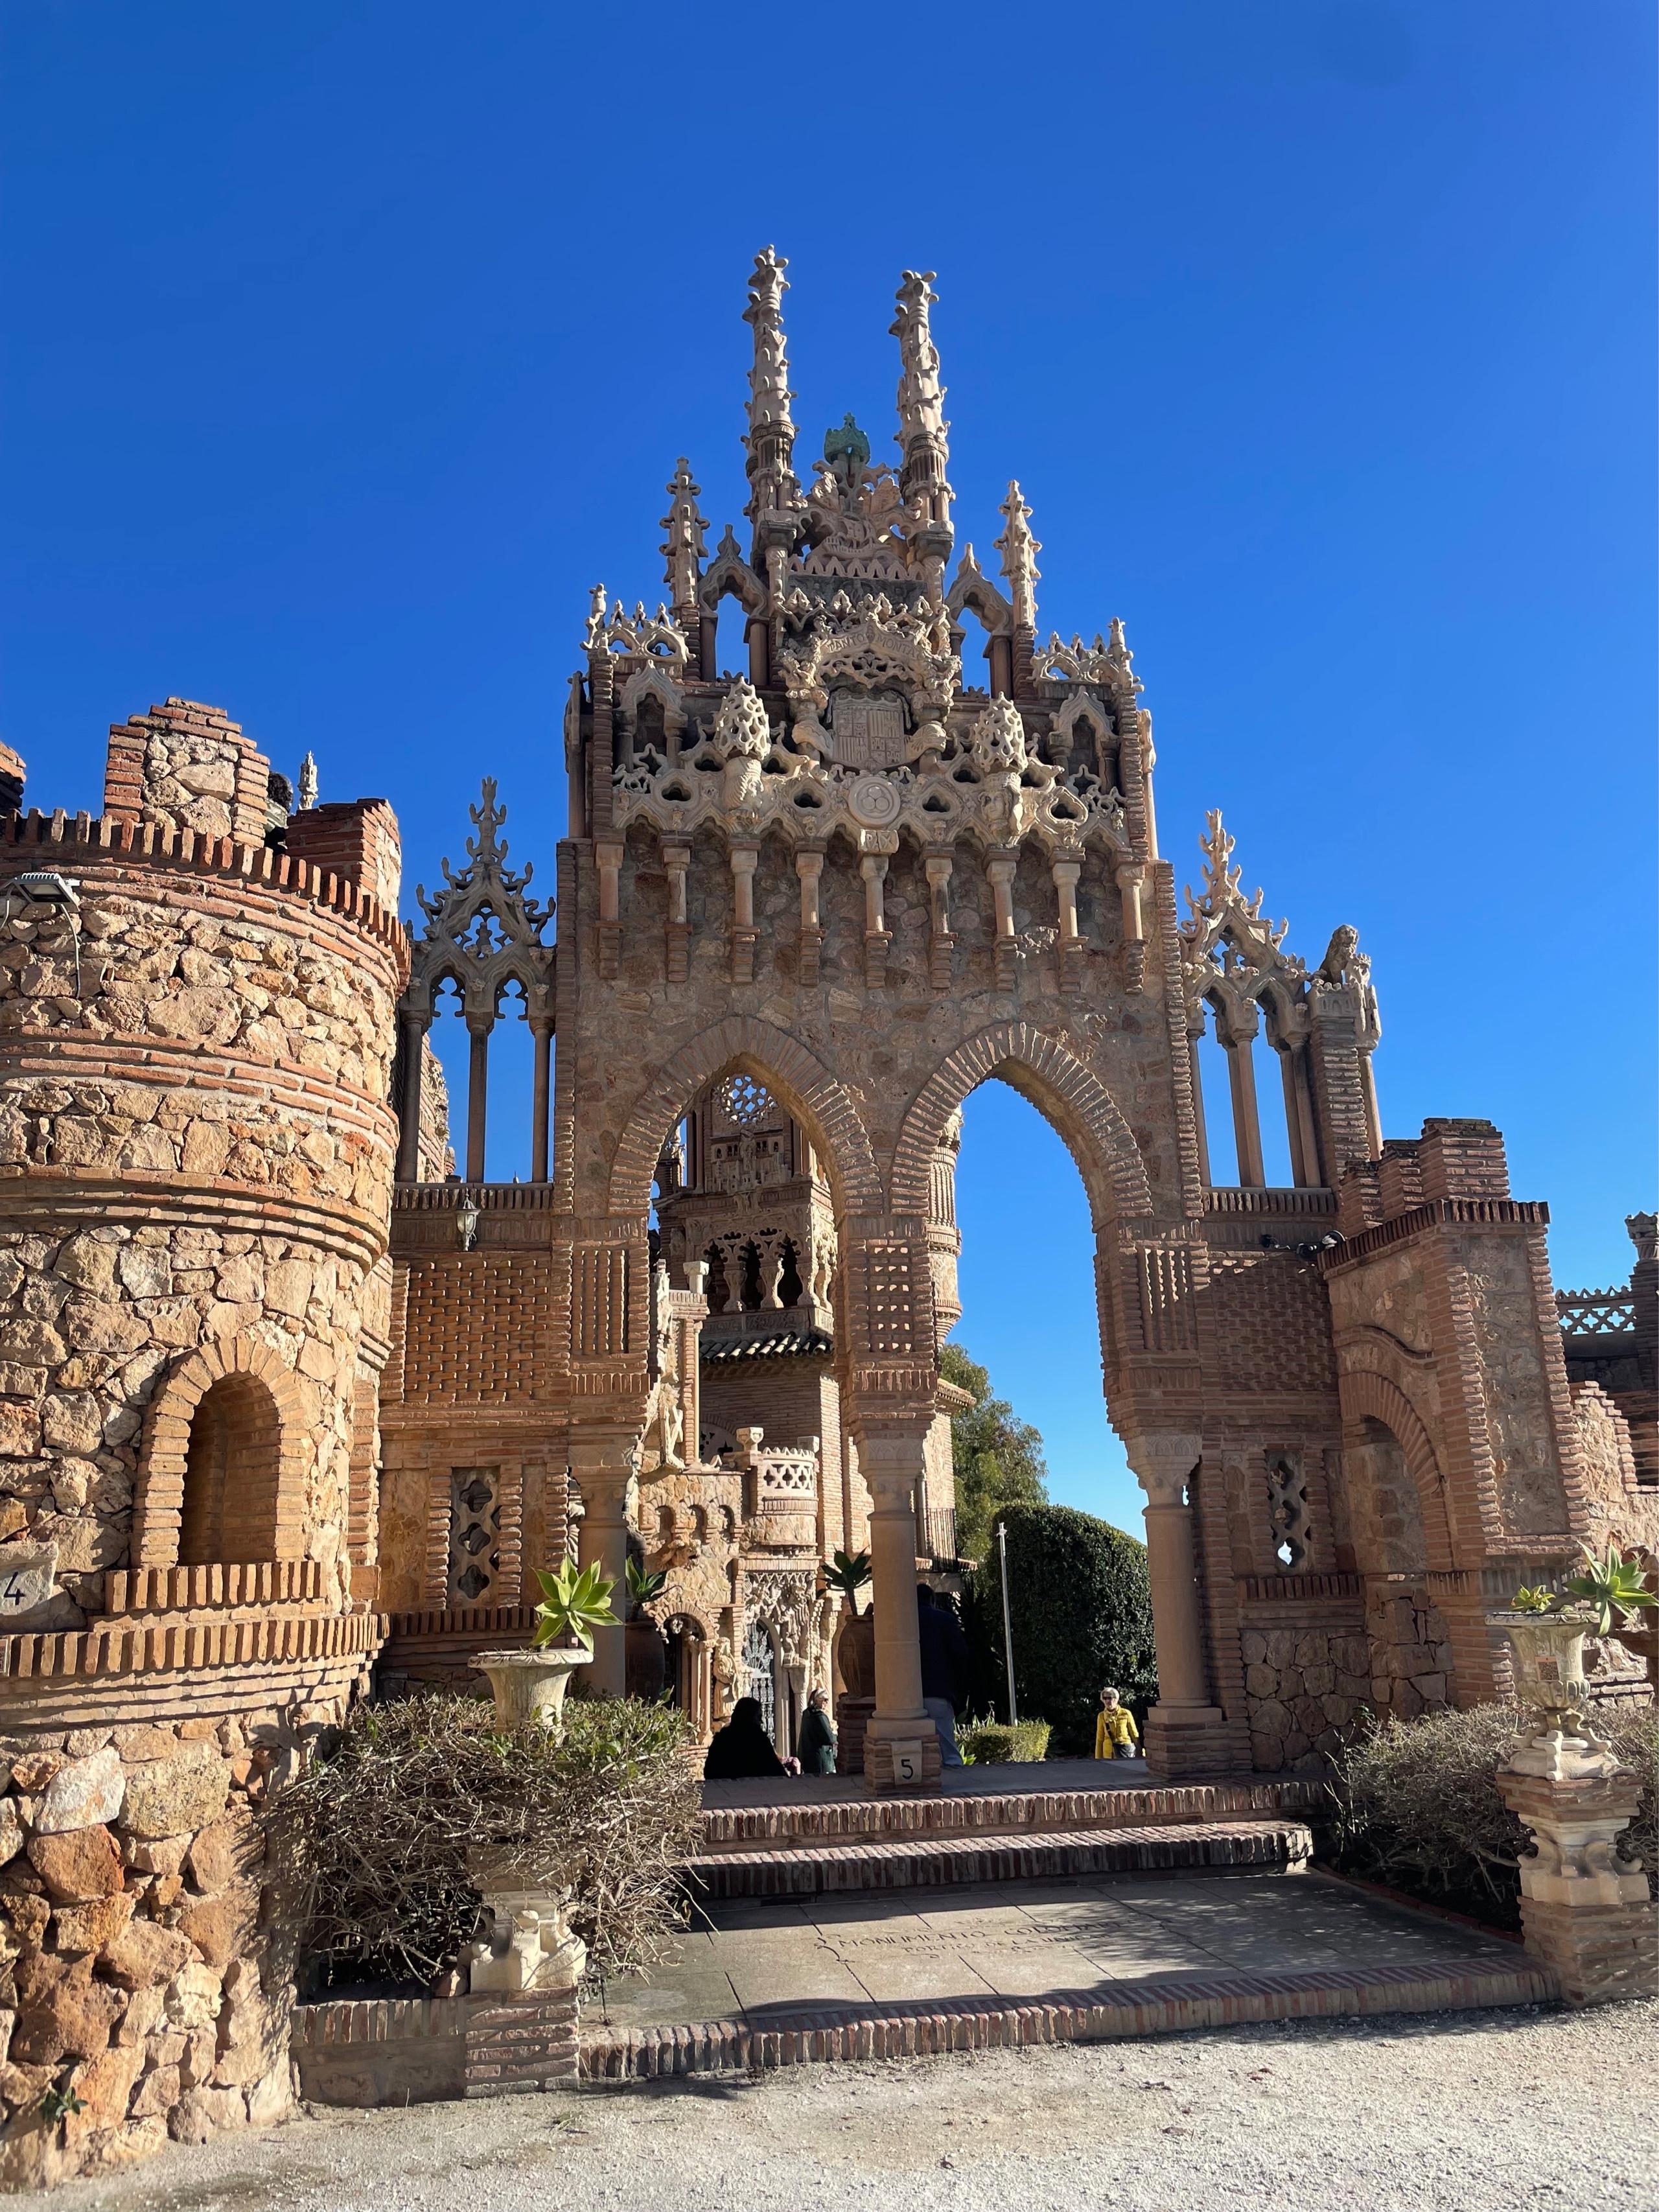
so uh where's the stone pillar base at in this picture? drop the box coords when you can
[835,1695,874,1775]
[1497,1764,1658,2007]
[1143,1703,1238,1782]
[863,1723,943,1794]
[1518,1897,1658,2007]
[463,1986,580,2096]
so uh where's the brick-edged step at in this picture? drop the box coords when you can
[690,1815,1313,1900]
[580,1955,1557,2080]
[699,1777,1323,1854]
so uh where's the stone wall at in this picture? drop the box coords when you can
[0,1678,367,2189]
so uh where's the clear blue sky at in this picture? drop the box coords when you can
[5,4,1652,1539]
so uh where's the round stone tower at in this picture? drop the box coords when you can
[0,701,406,2182]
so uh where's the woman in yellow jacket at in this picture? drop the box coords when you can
[1094,1686,1141,1759]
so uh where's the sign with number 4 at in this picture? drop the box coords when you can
[0,1543,58,1617]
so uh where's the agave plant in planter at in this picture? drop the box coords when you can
[825,1550,874,1699]
[474,1560,618,1736]
[1567,1542,1659,1690]
[1492,1544,1658,1781]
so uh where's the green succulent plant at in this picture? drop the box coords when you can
[822,1549,872,1608]
[1562,1543,1659,1637]
[625,1555,668,1610]
[531,1559,618,1651]
[38,2082,86,2126]
[1509,1586,1560,1615]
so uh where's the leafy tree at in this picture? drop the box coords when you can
[940,1342,1049,1565]
[964,1503,1157,1753]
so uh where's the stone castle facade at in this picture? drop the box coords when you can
[0,251,1652,2176]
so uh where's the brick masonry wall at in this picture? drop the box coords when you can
[284,802,402,913]
[102,702,271,850]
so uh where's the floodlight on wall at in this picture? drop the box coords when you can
[1,872,83,993]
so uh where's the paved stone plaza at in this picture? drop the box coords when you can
[592,1868,1531,2034]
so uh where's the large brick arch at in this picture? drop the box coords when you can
[1338,1366,1456,1571]
[606,1015,883,1218]
[133,1338,311,1568]
[889,1023,1154,1226]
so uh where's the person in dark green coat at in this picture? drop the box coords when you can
[796,1687,837,1776]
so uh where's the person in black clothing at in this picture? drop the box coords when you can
[917,1583,971,1769]
[796,1687,837,1776]
[702,1695,789,1780]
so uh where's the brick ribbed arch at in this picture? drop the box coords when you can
[889,1023,1154,1226]
[606,1016,882,1218]
[1339,1366,1455,1571]
[133,1338,310,1568]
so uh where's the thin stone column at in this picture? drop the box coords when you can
[529,1019,553,1183]
[1224,1017,1266,1188]
[854,1427,938,1792]
[571,1434,635,1699]
[1128,1437,1235,1778]
[396,1008,430,1182]
[465,1010,493,1183]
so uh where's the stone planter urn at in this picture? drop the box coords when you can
[474,1645,592,1735]
[1492,1613,1618,1783]
[835,1605,875,1701]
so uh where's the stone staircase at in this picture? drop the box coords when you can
[691,1776,1320,1900]
[579,1771,1555,2078]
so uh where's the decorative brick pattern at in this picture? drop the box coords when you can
[400,1256,560,1403]
[463,1986,580,2097]
[691,1816,1312,1899]
[579,1957,1557,2081]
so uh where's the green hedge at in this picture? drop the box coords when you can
[964,1502,1156,1755]
[960,1718,1052,1765]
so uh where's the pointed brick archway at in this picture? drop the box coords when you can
[605,1013,884,1222]
[888,1021,1154,1227]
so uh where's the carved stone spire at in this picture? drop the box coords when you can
[890,270,951,537]
[660,459,708,622]
[994,480,1040,632]
[743,246,800,550]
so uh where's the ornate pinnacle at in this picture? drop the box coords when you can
[995,481,1041,632]
[743,246,800,528]
[660,460,708,617]
[891,270,951,530]
[296,752,318,812]
[891,272,946,446]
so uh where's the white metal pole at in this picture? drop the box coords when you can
[997,1520,1018,1726]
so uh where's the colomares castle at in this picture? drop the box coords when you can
[0,251,1652,2172]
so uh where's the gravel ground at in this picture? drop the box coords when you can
[19,1999,1658,2212]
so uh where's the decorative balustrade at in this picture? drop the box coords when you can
[391,1179,562,1252]
[1236,1570,1361,1605]
[734,1428,818,1547]
[393,1182,561,1213]
[1203,1187,1339,1217]
[1556,1288,1638,1338]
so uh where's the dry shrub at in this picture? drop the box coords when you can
[1326,1699,1658,1926]
[270,1692,702,1992]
